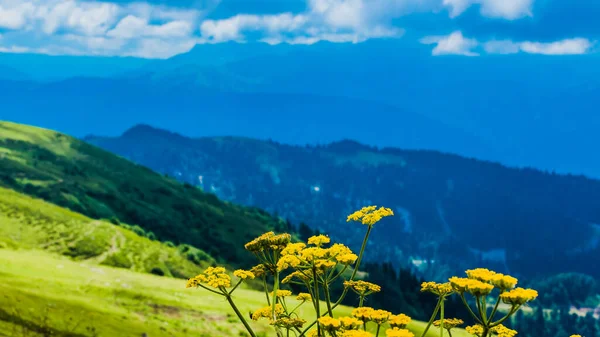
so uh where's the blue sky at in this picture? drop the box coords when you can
[0,0,597,58]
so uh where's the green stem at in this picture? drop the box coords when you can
[376,324,381,337]
[313,267,322,337]
[358,295,365,308]
[419,296,442,337]
[331,225,373,310]
[263,276,271,306]
[229,279,243,295]
[480,296,488,325]
[460,294,483,325]
[490,305,521,327]
[226,295,257,337]
[323,283,334,317]
[448,329,453,337]
[272,270,280,319]
[440,297,445,337]
[488,294,502,322]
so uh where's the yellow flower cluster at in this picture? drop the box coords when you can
[433,318,464,329]
[250,264,266,277]
[350,307,394,325]
[344,280,382,295]
[340,331,373,337]
[370,309,392,324]
[465,268,518,291]
[186,266,231,289]
[346,206,394,226]
[233,269,255,280]
[318,316,368,334]
[500,287,539,305]
[269,290,292,298]
[308,234,331,247]
[318,316,342,331]
[385,328,415,337]
[388,313,411,329]
[296,292,312,301]
[251,304,284,321]
[276,240,357,272]
[339,317,363,329]
[466,324,484,336]
[245,232,292,252]
[491,324,518,337]
[421,282,454,296]
[270,317,306,329]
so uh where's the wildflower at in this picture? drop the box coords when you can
[466,268,497,283]
[245,232,275,252]
[370,309,392,324]
[491,324,518,337]
[341,331,374,337]
[250,264,266,277]
[270,317,306,329]
[352,307,375,321]
[277,255,303,271]
[491,274,518,291]
[281,242,306,256]
[421,282,453,296]
[449,277,471,293]
[466,280,494,296]
[315,259,336,270]
[339,316,363,329]
[385,328,414,337]
[300,247,328,262]
[500,288,538,305]
[466,325,484,336]
[296,292,312,301]
[336,253,359,265]
[328,243,354,257]
[318,316,342,332]
[389,314,411,329]
[269,290,292,298]
[433,318,464,330]
[251,304,284,321]
[233,270,255,280]
[570,335,582,337]
[282,271,310,284]
[347,206,394,226]
[269,233,292,250]
[345,280,382,295]
[308,234,331,247]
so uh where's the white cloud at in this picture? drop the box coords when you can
[107,15,193,39]
[0,2,36,29]
[484,38,594,55]
[520,38,593,55]
[421,31,479,56]
[443,0,533,19]
[200,13,309,42]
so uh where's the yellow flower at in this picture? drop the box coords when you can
[282,271,310,284]
[491,274,518,290]
[271,317,306,329]
[466,325,484,336]
[339,316,363,329]
[385,328,414,337]
[352,307,375,321]
[466,268,497,283]
[466,280,494,296]
[281,242,306,256]
[491,324,518,337]
[341,331,374,337]
[371,309,392,324]
[186,268,231,289]
[433,318,464,330]
[308,234,331,247]
[269,290,292,298]
[337,253,359,265]
[318,316,342,331]
[421,282,453,296]
[233,269,255,280]
[293,292,311,301]
[570,335,582,337]
[346,206,394,226]
[344,280,382,295]
[245,232,275,252]
[250,264,267,278]
[300,247,328,262]
[449,277,471,293]
[204,266,226,275]
[315,259,336,270]
[251,304,284,321]
[500,288,538,305]
[277,255,303,271]
[389,314,411,329]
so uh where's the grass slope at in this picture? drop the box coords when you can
[0,121,285,267]
[0,248,470,337]
[0,186,207,278]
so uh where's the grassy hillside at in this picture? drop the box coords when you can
[0,186,208,278]
[0,121,286,268]
[0,248,470,337]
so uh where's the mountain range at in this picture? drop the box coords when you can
[87,124,600,281]
[2,40,600,177]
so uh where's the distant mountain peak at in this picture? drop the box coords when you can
[121,124,184,139]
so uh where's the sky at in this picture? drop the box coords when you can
[0,0,597,58]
